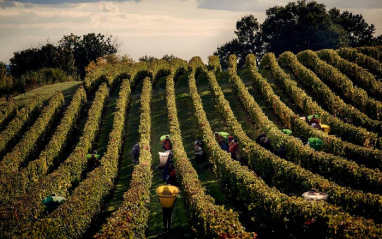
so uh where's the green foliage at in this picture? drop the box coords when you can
[139,55,158,62]
[0,92,64,188]
[0,98,17,127]
[59,33,119,78]
[0,83,109,236]
[0,62,13,96]
[257,53,382,194]
[0,97,42,157]
[22,67,74,87]
[260,0,348,56]
[24,80,130,238]
[7,87,87,200]
[274,52,382,168]
[96,78,152,238]
[329,8,381,47]
[10,43,76,79]
[210,54,382,224]
[337,47,382,79]
[166,70,254,238]
[215,0,382,65]
[215,15,260,69]
[188,58,382,238]
[316,49,382,101]
[298,50,382,121]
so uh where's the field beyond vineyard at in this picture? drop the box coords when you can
[0,47,382,238]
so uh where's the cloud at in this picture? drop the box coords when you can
[195,0,382,11]
[0,0,139,8]
[196,0,278,12]
[99,2,119,13]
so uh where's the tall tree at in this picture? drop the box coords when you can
[259,0,348,56]
[214,0,382,63]
[215,15,260,69]
[10,43,76,79]
[0,62,13,96]
[329,8,380,47]
[59,33,119,78]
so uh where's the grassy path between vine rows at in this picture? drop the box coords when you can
[146,76,193,239]
[186,72,254,231]
[82,79,142,238]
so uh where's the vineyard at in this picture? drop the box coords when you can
[0,46,382,238]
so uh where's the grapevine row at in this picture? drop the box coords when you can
[23,79,131,238]
[317,49,382,101]
[95,77,153,238]
[84,61,130,93]
[292,51,382,135]
[188,57,381,238]
[2,86,87,203]
[276,52,382,168]
[219,55,382,223]
[0,99,17,128]
[337,47,382,79]
[247,53,382,194]
[0,96,42,157]
[276,51,379,147]
[166,71,254,237]
[297,50,382,121]
[0,83,109,237]
[0,92,64,191]
[357,46,382,63]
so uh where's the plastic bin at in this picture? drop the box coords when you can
[156,185,179,208]
[217,132,230,139]
[308,138,323,151]
[281,129,292,135]
[320,124,330,133]
[158,150,172,166]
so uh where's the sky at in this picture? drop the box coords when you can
[0,0,382,64]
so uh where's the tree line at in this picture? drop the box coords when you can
[214,0,382,68]
[0,33,119,97]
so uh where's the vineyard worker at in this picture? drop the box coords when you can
[132,143,140,163]
[215,132,226,150]
[156,185,180,232]
[229,139,239,160]
[42,193,66,214]
[194,141,203,164]
[308,115,320,126]
[162,135,172,151]
[256,133,273,151]
[87,150,101,171]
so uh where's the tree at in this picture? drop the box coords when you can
[329,8,381,47]
[259,0,348,56]
[0,62,13,96]
[214,0,382,63]
[10,43,76,79]
[214,39,241,69]
[139,55,158,62]
[215,15,260,69]
[59,33,120,78]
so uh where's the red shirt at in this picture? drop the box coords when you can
[229,143,239,153]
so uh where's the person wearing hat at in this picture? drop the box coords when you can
[162,135,172,151]
[87,150,100,171]
[156,185,179,232]
[42,193,66,214]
